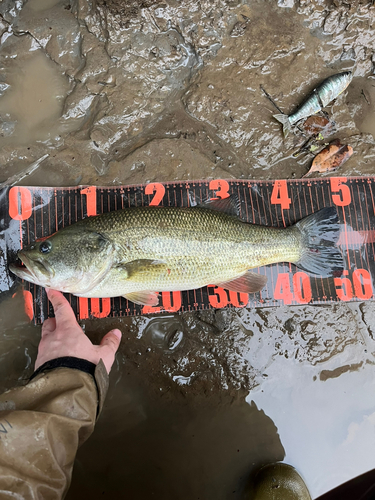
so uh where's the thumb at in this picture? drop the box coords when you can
[41,317,57,336]
[98,329,122,373]
[46,289,77,327]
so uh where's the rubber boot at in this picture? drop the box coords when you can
[252,463,312,500]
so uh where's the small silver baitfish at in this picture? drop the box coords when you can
[274,71,353,136]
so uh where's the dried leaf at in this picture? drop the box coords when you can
[302,115,335,138]
[303,139,353,177]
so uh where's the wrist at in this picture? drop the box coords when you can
[31,356,97,381]
[30,357,109,418]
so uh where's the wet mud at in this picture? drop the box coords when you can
[1,0,375,498]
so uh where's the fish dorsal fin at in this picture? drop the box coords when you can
[217,271,267,294]
[123,291,160,306]
[198,196,240,217]
[117,259,168,278]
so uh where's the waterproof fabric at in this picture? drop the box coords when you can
[0,359,108,500]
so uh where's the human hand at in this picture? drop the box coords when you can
[35,289,122,374]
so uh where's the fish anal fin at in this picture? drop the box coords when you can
[123,291,160,306]
[217,271,267,294]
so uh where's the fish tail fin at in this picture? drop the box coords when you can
[273,113,292,137]
[294,207,344,278]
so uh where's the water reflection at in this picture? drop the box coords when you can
[142,316,185,352]
[68,359,285,500]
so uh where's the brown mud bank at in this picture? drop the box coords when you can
[1,0,375,498]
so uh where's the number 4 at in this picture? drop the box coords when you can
[271,180,291,210]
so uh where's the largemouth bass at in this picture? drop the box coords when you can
[274,71,352,136]
[9,201,343,306]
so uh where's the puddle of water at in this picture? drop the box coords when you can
[0,49,70,146]
[67,356,285,500]
[250,358,375,498]
[0,290,39,391]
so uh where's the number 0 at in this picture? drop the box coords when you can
[9,187,32,220]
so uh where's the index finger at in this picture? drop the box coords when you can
[46,288,78,327]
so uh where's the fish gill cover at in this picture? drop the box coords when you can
[0,177,374,324]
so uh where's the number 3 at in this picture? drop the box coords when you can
[209,179,230,199]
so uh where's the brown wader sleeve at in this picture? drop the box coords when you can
[0,357,109,500]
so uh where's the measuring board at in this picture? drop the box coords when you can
[0,177,374,324]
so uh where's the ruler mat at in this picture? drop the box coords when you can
[0,177,374,324]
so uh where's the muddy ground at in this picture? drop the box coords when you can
[0,0,375,498]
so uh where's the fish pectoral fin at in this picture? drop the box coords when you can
[123,291,160,306]
[117,259,168,278]
[217,271,267,294]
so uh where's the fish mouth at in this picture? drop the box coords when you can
[9,251,54,283]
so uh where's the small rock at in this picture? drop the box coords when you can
[230,21,248,37]
[278,0,295,7]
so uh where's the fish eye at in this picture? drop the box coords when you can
[39,241,52,254]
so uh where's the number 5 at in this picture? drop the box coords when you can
[330,177,351,207]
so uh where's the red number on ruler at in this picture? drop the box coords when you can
[90,298,111,318]
[274,273,293,304]
[334,273,353,301]
[145,183,165,206]
[229,291,248,308]
[23,290,34,321]
[209,179,230,199]
[293,272,312,304]
[81,186,97,216]
[352,269,373,300]
[208,285,228,308]
[9,186,32,220]
[78,297,111,319]
[142,295,161,314]
[271,180,291,210]
[161,291,182,312]
[142,292,181,314]
[330,177,351,207]
[78,297,89,319]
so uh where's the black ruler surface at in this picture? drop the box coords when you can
[1,177,374,324]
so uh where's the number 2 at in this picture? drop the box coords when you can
[145,183,165,206]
